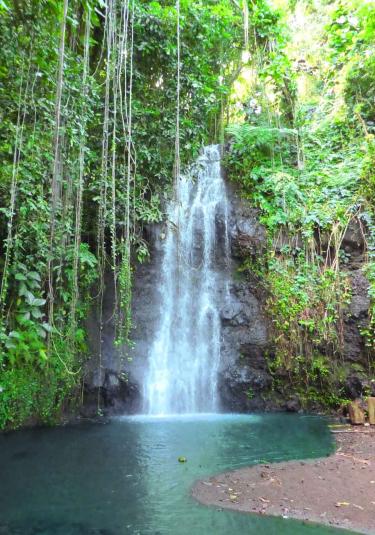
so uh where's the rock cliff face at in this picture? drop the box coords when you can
[82,181,273,415]
[83,272,142,417]
[82,183,372,415]
[340,226,373,400]
[218,187,272,411]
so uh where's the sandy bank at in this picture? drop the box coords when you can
[192,428,375,534]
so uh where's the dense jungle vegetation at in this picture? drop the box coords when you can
[0,0,374,428]
[226,0,375,408]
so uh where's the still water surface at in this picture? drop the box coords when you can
[0,413,358,534]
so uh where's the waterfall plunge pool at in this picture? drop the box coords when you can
[0,413,360,535]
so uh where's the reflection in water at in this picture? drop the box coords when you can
[0,414,358,535]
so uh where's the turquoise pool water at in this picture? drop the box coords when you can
[0,413,358,534]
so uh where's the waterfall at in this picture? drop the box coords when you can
[144,145,230,415]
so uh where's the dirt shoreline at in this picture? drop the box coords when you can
[192,427,375,534]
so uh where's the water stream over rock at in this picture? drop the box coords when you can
[144,145,230,414]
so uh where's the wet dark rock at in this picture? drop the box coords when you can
[273,229,303,253]
[345,375,365,398]
[219,365,272,412]
[228,188,266,260]
[342,220,366,268]
[81,370,141,418]
[217,188,271,410]
[285,397,301,412]
[316,219,366,271]
[343,269,370,363]
[348,270,370,319]
[344,375,375,399]
[83,225,164,415]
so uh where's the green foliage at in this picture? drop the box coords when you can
[245,386,254,400]
[265,256,351,392]
[0,263,48,361]
[226,0,375,408]
[131,0,242,193]
[0,0,247,428]
[227,117,368,407]
[345,54,375,123]
[326,0,375,125]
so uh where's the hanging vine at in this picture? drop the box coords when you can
[174,0,181,185]
[241,0,249,51]
[0,56,31,316]
[0,0,245,428]
[116,0,135,347]
[70,5,91,333]
[47,0,69,340]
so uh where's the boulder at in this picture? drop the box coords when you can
[285,397,301,412]
[348,270,370,319]
[345,375,375,399]
[218,364,272,412]
[348,400,365,425]
[228,190,267,260]
[368,397,375,425]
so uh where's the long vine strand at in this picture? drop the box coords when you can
[0,60,27,315]
[110,0,119,326]
[47,0,69,343]
[174,0,181,185]
[97,0,114,412]
[70,6,91,334]
[120,0,135,345]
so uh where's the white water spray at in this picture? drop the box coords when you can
[144,145,230,415]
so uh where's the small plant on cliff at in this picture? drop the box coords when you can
[246,387,255,400]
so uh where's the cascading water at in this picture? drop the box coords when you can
[144,145,230,415]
